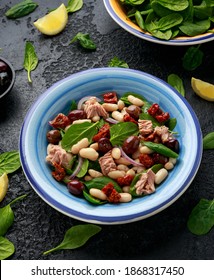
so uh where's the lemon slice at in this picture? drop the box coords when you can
[191,77,214,102]
[34,4,68,36]
[0,173,9,202]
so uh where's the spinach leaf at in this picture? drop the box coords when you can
[108,57,129,68]
[0,236,15,260]
[121,0,146,5]
[43,224,101,255]
[0,195,27,236]
[135,10,145,30]
[167,74,185,96]
[0,151,21,176]
[157,13,183,31]
[179,19,210,36]
[84,176,122,193]
[83,190,106,205]
[5,0,38,19]
[182,45,204,71]
[70,33,96,50]
[187,199,214,235]
[23,41,38,83]
[66,0,83,13]
[203,132,214,149]
[76,159,89,178]
[194,0,213,20]
[110,122,138,146]
[157,0,189,11]
[61,122,100,151]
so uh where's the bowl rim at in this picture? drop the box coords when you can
[19,67,203,224]
[0,56,16,99]
[103,0,214,46]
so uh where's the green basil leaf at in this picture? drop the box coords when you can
[5,0,38,19]
[108,57,129,68]
[187,199,214,235]
[0,237,15,260]
[167,74,185,96]
[66,0,83,13]
[84,176,122,193]
[61,122,100,151]
[0,151,21,176]
[23,41,38,83]
[182,45,204,71]
[43,224,101,255]
[110,122,138,146]
[70,33,96,50]
[203,132,214,149]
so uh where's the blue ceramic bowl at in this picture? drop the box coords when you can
[103,0,214,46]
[19,68,202,224]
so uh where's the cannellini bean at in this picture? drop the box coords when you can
[102,103,118,112]
[71,138,89,154]
[169,157,177,165]
[127,95,144,107]
[126,169,136,176]
[122,186,130,193]
[88,169,103,178]
[118,100,125,110]
[119,193,132,203]
[111,111,124,122]
[89,188,107,200]
[72,119,91,124]
[155,168,168,184]
[90,142,99,151]
[108,170,126,179]
[79,148,99,161]
[115,157,131,165]
[84,175,92,181]
[92,115,100,122]
[112,147,121,159]
[140,146,153,154]
[117,164,129,172]
[164,162,174,170]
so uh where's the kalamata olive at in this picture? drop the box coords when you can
[98,137,112,153]
[165,139,179,153]
[122,136,140,155]
[67,180,84,196]
[152,153,168,165]
[68,109,87,123]
[46,130,62,144]
[126,105,141,120]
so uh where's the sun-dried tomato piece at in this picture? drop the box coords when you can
[102,183,121,203]
[123,113,138,125]
[92,123,110,142]
[148,103,170,123]
[52,162,66,181]
[139,154,154,169]
[103,92,118,104]
[117,175,134,187]
[49,113,71,129]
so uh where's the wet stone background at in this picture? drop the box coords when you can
[0,0,214,260]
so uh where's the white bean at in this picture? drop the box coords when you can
[71,138,89,154]
[169,157,177,165]
[140,146,153,154]
[102,103,118,112]
[119,193,132,203]
[88,169,103,178]
[127,95,144,107]
[92,115,100,122]
[118,100,125,110]
[122,186,130,193]
[84,175,92,181]
[108,170,126,179]
[90,142,99,151]
[155,168,168,184]
[115,157,131,165]
[164,162,174,170]
[72,119,91,124]
[111,147,121,159]
[79,148,99,161]
[111,111,124,122]
[126,169,136,176]
[89,188,107,200]
[117,164,129,172]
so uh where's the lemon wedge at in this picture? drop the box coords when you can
[191,77,214,102]
[34,4,68,36]
[0,173,9,202]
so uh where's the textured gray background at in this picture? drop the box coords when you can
[0,0,214,260]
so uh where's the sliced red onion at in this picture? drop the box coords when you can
[105,117,119,124]
[119,147,143,167]
[69,155,84,179]
[77,96,101,110]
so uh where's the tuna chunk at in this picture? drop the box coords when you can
[135,169,155,195]
[46,144,73,169]
[154,125,171,143]
[99,151,117,176]
[84,97,109,119]
[138,119,153,136]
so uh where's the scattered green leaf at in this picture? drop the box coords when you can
[0,151,21,176]
[182,45,204,71]
[167,74,185,96]
[5,0,38,19]
[108,57,129,68]
[203,132,214,149]
[70,32,96,50]
[23,41,38,83]
[0,236,15,260]
[66,0,83,13]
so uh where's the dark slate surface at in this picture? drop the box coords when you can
[0,0,214,260]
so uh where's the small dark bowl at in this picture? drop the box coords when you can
[0,57,15,99]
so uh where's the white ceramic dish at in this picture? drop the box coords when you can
[19,68,202,224]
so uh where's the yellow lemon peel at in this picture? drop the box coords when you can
[191,77,214,102]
